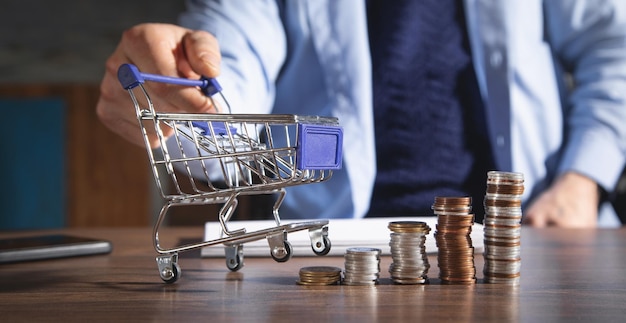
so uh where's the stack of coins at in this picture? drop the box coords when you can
[296,266,342,285]
[433,196,477,284]
[483,171,524,285]
[343,247,381,286]
[388,221,431,284]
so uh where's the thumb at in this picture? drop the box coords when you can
[182,30,221,78]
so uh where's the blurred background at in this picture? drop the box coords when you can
[0,1,185,84]
[0,1,186,230]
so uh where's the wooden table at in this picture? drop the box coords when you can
[1,227,626,321]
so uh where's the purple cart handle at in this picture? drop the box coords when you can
[117,63,222,97]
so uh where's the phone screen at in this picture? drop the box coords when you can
[0,234,112,263]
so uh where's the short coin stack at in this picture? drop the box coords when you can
[483,171,524,285]
[388,221,431,284]
[342,247,381,286]
[297,266,342,286]
[433,196,477,284]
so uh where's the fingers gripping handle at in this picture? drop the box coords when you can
[117,63,222,97]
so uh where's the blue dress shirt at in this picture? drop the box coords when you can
[177,0,626,221]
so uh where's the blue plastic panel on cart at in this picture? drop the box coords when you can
[192,121,237,136]
[296,124,343,170]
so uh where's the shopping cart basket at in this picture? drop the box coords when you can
[118,64,342,283]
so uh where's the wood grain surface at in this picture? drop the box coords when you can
[1,226,625,321]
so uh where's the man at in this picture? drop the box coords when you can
[97,0,626,227]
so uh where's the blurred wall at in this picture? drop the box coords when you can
[0,1,275,229]
[0,1,186,228]
[0,0,185,84]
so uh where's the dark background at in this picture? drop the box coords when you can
[0,1,185,84]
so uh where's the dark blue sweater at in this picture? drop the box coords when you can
[366,0,494,221]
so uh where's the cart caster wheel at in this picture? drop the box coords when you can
[271,241,293,263]
[226,254,244,271]
[312,236,332,256]
[161,262,181,284]
[225,244,244,272]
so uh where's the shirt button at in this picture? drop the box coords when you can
[496,135,505,147]
[490,51,503,68]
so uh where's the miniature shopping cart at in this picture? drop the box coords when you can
[118,64,342,283]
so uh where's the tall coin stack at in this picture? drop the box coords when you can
[432,197,477,284]
[483,171,524,285]
[388,221,431,284]
[342,247,381,286]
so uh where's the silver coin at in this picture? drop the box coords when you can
[391,277,428,285]
[484,206,523,215]
[483,275,520,285]
[342,280,378,286]
[346,247,382,255]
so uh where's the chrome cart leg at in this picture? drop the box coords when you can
[156,253,181,284]
[271,189,286,227]
[267,231,292,262]
[309,225,331,256]
[153,201,172,254]
[219,194,246,236]
[224,244,244,271]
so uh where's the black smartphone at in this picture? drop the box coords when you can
[0,234,112,264]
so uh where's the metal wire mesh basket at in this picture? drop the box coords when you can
[118,64,342,283]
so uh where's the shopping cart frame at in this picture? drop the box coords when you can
[118,64,342,283]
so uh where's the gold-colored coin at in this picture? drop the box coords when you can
[296,266,342,286]
[299,266,342,275]
[388,221,431,233]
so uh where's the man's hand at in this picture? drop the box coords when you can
[96,23,222,148]
[523,172,599,228]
